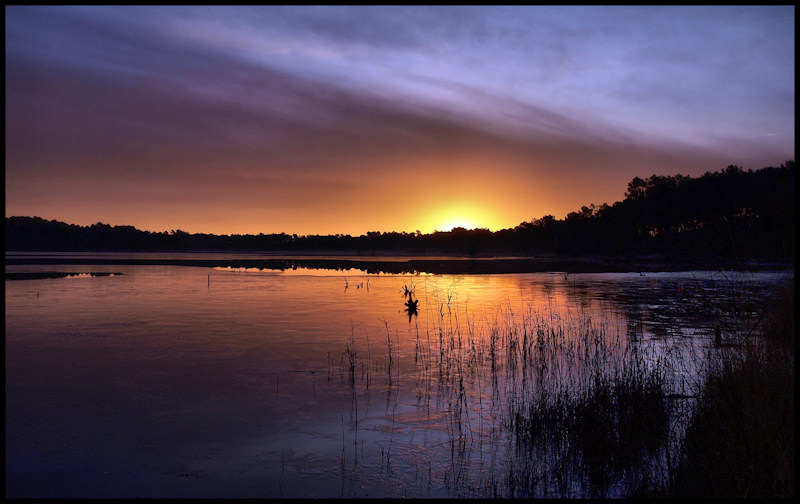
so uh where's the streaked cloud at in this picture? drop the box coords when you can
[5,6,794,235]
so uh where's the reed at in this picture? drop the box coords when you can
[335,275,793,498]
[499,309,677,497]
[655,276,795,498]
[342,332,358,387]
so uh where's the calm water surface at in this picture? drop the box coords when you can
[5,258,790,497]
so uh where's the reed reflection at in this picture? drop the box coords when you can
[402,283,419,322]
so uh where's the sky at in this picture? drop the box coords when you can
[5,6,795,236]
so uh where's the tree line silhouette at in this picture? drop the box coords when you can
[6,162,794,264]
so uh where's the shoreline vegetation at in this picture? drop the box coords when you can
[656,275,794,498]
[330,271,793,497]
[5,162,794,269]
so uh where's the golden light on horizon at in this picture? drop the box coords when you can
[422,201,502,233]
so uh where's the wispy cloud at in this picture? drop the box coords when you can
[5,6,794,234]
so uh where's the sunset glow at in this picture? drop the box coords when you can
[4,6,794,236]
[423,203,498,233]
[438,218,481,233]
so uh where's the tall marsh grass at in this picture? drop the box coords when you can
[657,275,795,498]
[335,274,794,498]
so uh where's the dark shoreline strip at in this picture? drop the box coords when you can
[5,272,124,281]
[4,256,791,275]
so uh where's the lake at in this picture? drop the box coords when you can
[5,254,791,497]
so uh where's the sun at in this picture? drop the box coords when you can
[439,216,480,232]
[423,202,497,232]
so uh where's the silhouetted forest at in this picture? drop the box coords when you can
[6,162,794,264]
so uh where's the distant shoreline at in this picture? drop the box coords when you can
[5,250,792,275]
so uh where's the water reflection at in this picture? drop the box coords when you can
[4,263,791,498]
